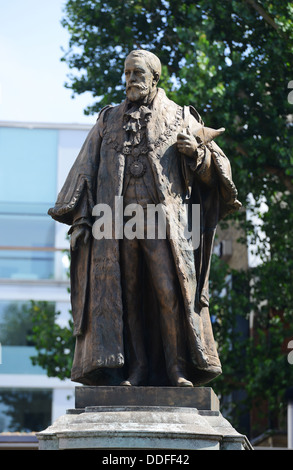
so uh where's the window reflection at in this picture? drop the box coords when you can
[0,209,56,280]
[0,126,58,280]
[0,389,52,432]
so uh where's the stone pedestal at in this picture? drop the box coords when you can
[37,386,252,450]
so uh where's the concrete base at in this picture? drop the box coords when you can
[37,387,253,451]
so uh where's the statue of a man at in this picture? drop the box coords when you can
[48,50,241,387]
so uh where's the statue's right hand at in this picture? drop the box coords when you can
[70,226,90,251]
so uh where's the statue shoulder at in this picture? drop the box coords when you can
[97,105,113,123]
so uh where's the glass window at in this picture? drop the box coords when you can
[0,127,58,204]
[0,301,64,376]
[0,126,58,280]
[0,301,37,346]
[0,212,55,280]
[0,388,52,432]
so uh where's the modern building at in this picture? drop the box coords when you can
[0,120,92,433]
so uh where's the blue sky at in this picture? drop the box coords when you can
[0,0,95,124]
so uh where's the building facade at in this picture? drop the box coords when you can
[0,120,92,432]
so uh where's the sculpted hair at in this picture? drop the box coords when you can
[125,49,162,80]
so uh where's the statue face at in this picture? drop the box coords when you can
[124,56,155,102]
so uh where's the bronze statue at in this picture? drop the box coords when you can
[48,50,241,387]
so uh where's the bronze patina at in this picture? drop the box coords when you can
[48,50,241,388]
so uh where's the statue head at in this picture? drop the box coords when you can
[124,49,161,103]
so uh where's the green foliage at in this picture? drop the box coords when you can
[209,254,293,433]
[0,302,35,346]
[61,0,293,228]
[61,0,293,200]
[28,301,75,380]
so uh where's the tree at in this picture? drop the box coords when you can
[61,0,293,204]
[29,0,293,436]
[209,255,293,435]
[0,302,35,346]
[28,301,74,380]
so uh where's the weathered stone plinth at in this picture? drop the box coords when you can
[37,387,252,450]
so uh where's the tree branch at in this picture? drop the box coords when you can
[243,0,280,33]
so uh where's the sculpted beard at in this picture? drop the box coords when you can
[126,83,149,102]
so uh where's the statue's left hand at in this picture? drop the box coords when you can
[70,225,90,251]
[177,132,198,158]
